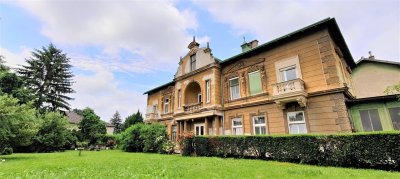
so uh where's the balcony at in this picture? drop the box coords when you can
[183,103,202,113]
[145,112,159,122]
[272,78,307,108]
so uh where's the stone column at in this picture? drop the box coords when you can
[177,121,181,139]
[184,120,187,133]
[215,116,220,135]
[205,117,209,135]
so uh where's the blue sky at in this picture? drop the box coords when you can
[1,0,399,121]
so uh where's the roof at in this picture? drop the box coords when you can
[66,111,83,124]
[346,94,399,105]
[356,57,400,67]
[219,17,356,69]
[143,80,175,95]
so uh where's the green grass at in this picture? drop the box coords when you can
[0,150,399,179]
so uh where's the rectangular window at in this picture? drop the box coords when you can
[253,115,267,135]
[198,93,202,103]
[359,109,383,132]
[190,54,196,71]
[172,125,177,141]
[229,77,240,100]
[287,111,307,134]
[178,90,182,108]
[195,123,205,136]
[280,66,297,82]
[206,80,211,103]
[389,107,400,130]
[164,98,169,113]
[249,71,262,95]
[232,118,243,135]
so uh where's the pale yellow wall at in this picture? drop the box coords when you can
[352,62,400,98]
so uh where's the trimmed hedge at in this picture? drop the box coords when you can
[181,132,400,170]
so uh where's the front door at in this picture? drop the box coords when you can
[194,123,205,136]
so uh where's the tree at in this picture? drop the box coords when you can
[18,44,74,113]
[0,55,9,72]
[78,108,106,144]
[385,83,400,100]
[33,112,72,152]
[0,95,40,154]
[123,110,143,130]
[110,111,122,134]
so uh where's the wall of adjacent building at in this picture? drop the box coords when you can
[352,62,400,98]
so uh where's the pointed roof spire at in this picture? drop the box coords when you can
[188,36,200,49]
[204,41,212,53]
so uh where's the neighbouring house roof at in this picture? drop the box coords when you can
[143,80,175,95]
[104,122,115,127]
[66,111,83,124]
[346,94,399,105]
[219,17,356,69]
[356,57,400,67]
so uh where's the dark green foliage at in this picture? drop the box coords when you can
[0,60,34,104]
[118,123,167,153]
[0,95,40,154]
[181,132,400,170]
[18,43,74,112]
[122,110,143,130]
[33,112,73,152]
[96,134,116,148]
[78,108,106,145]
[110,111,122,134]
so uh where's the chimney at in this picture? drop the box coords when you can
[249,40,258,48]
[240,38,258,52]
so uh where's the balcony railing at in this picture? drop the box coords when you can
[271,79,307,108]
[145,112,159,120]
[272,78,305,96]
[183,103,202,112]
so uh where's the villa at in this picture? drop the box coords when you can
[143,18,400,140]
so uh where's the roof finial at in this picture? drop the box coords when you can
[243,36,246,44]
[193,36,196,42]
[368,51,375,59]
[207,42,210,48]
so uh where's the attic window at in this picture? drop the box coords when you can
[190,54,196,71]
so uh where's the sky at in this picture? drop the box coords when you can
[0,0,399,122]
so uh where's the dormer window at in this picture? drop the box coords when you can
[190,54,196,71]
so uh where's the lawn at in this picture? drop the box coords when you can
[0,150,399,179]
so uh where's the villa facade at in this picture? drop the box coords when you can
[143,18,399,140]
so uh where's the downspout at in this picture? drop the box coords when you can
[220,68,225,135]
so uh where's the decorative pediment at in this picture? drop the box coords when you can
[162,86,174,95]
[223,58,265,75]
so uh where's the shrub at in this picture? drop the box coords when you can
[118,123,167,153]
[162,140,175,154]
[181,132,400,171]
[1,147,13,155]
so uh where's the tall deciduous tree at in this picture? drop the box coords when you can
[0,95,40,154]
[78,108,106,144]
[110,111,122,134]
[18,44,74,112]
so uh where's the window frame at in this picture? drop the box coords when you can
[206,80,211,103]
[164,98,169,114]
[177,90,182,108]
[359,109,383,132]
[248,70,262,96]
[232,118,243,135]
[190,54,196,72]
[252,115,267,135]
[229,77,240,100]
[194,123,205,136]
[279,65,297,82]
[287,111,307,134]
[172,125,177,141]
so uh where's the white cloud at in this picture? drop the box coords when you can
[70,62,146,121]
[13,0,204,72]
[0,47,31,69]
[194,0,400,62]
